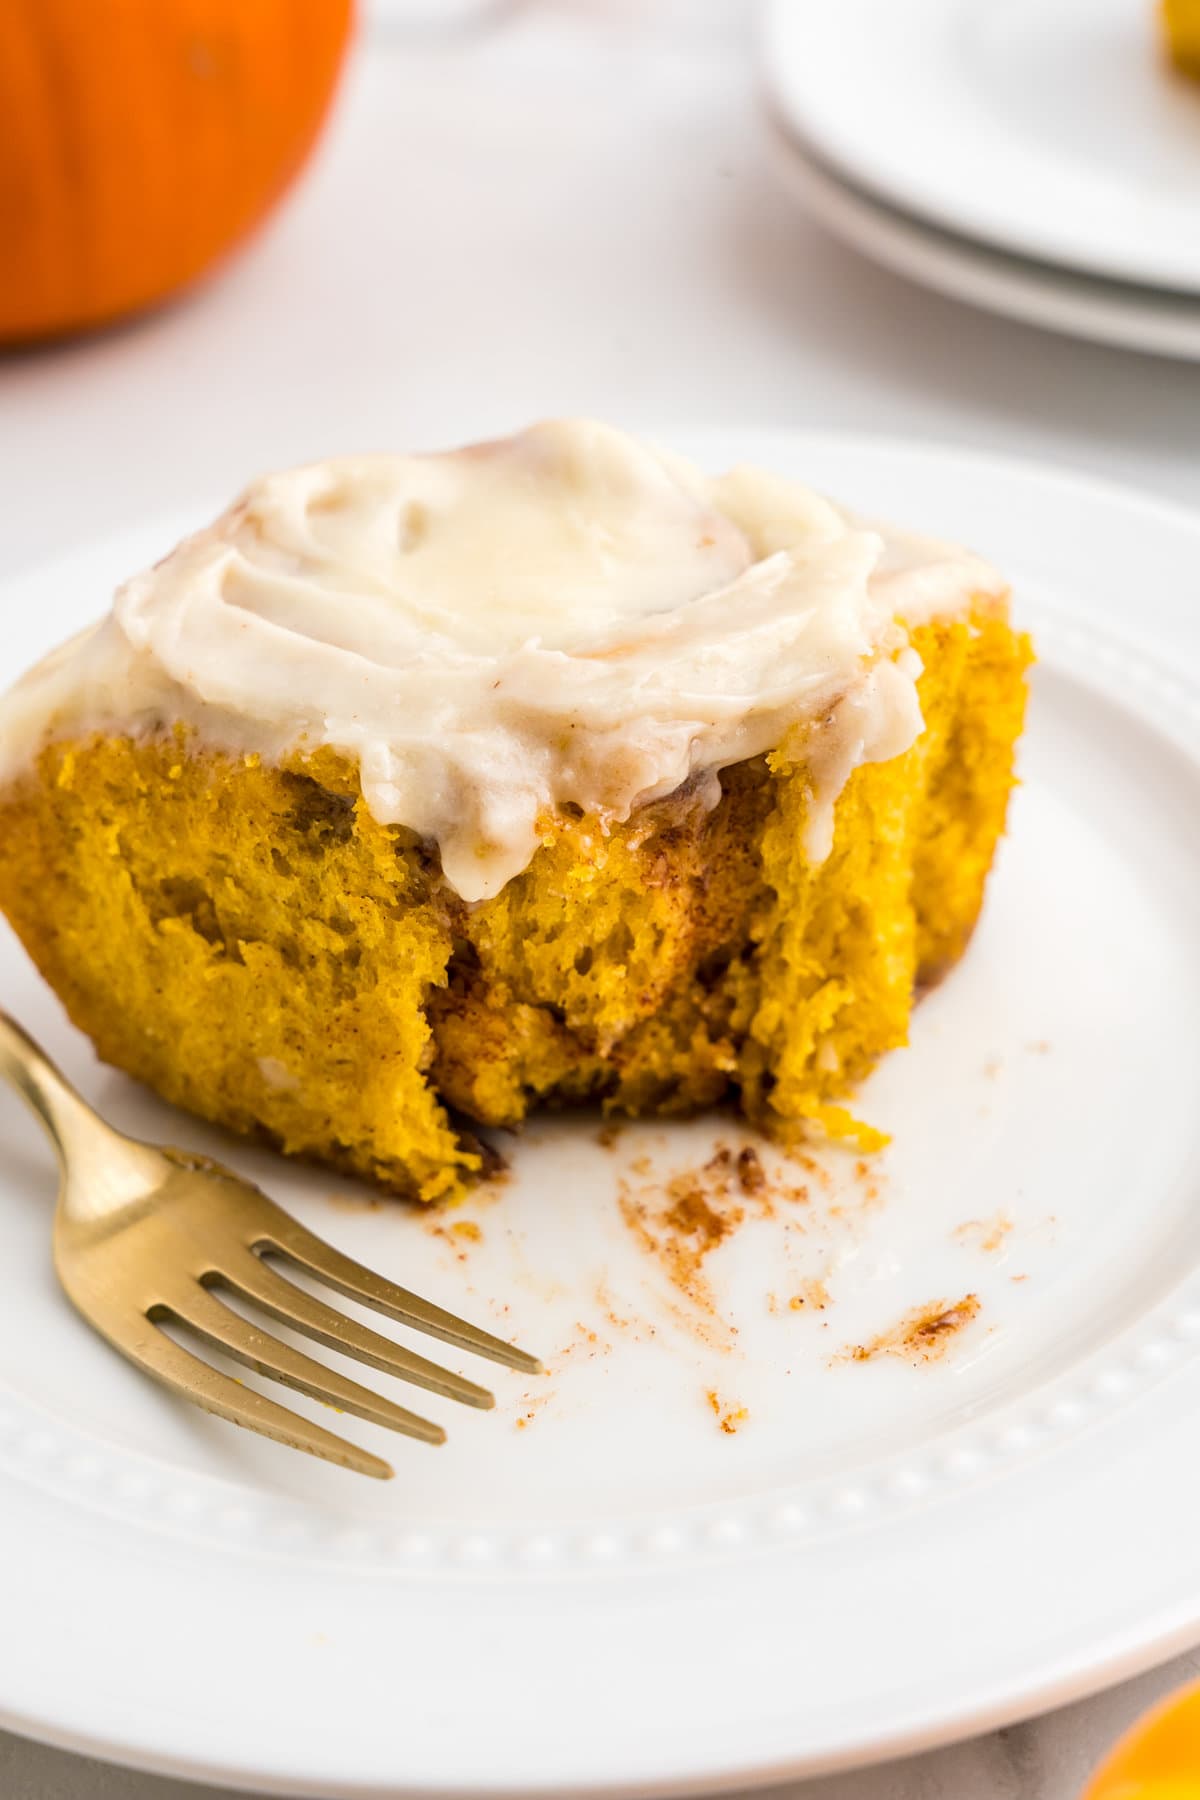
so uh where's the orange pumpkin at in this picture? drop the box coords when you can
[0,0,354,343]
[1082,1679,1200,1799]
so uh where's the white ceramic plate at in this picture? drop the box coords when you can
[3,433,1200,1797]
[764,117,1200,363]
[761,0,1200,294]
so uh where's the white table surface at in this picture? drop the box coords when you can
[2,3,1199,1794]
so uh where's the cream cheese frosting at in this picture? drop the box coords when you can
[0,420,1007,902]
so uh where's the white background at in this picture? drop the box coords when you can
[2,2,1199,1794]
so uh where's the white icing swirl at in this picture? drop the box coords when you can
[0,420,1006,901]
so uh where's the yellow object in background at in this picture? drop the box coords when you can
[1164,0,1200,78]
[1083,1679,1200,1798]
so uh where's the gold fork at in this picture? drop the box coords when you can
[0,1009,539,1480]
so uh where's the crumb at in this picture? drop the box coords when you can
[595,1279,643,1336]
[615,1136,869,1348]
[983,1056,1002,1079]
[1010,1273,1029,1284]
[514,1394,552,1431]
[617,1169,742,1349]
[664,1182,741,1248]
[1026,1040,1051,1055]
[735,1146,766,1194]
[596,1122,623,1149]
[838,1294,981,1367]
[953,1212,1014,1254]
[450,1219,482,1243]
[426,1223,474,1263]
[619,1160,744,1312]
[798,1154,832,1192]
[789,1278,830,1312]
[705,1389,749,1434]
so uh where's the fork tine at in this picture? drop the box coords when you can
[111,1314,395,1480]
[161,1287,447,1448]
[253,1204,543,1375]
[213,1255,495,1409]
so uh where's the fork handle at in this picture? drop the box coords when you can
[0,1009,109,1174]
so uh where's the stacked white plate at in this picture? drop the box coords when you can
[760,0,1200,359]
